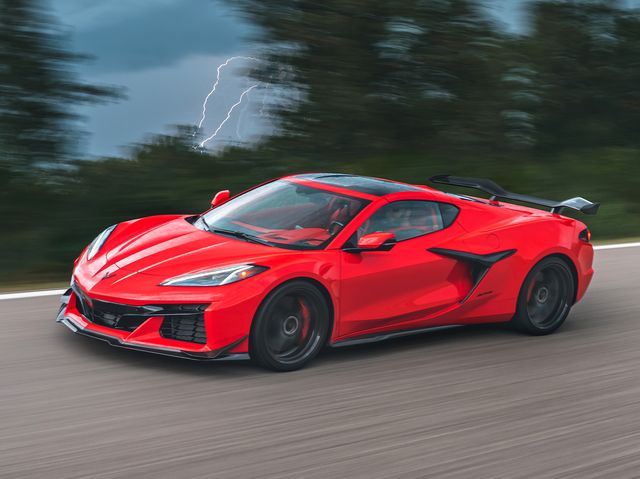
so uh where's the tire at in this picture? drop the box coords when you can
[250,280,330,371]
[511,256,575,335]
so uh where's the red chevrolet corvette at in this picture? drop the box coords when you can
[57,173,598,371]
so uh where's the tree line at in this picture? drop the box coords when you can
[1,0,639,285]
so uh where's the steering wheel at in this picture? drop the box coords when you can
[328,220,345,236]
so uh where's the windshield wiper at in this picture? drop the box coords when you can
[198,215,211,231]
[209,228,273,247]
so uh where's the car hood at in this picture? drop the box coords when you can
[103,216,282,278]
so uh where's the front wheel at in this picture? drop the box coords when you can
[250,281,330,371]
[511,257,575,335]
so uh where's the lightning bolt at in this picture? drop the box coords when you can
[235,87,253,140]
[196,56,259,132]
[259,83,271,117]
[200,84,258,147]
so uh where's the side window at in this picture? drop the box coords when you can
[440,203,459,228]
[356,200,459,242]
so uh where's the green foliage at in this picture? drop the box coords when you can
[237,0,510,157]
[0,0,118,171]
[1,0,640,286]
[516,1,640,151]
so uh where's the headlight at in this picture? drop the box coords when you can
[160,264,268,287]
[86,225,117,260]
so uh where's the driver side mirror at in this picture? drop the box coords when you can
[345,232,396,253]
[211,190,230,208]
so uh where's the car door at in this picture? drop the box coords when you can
[338,200,471,339]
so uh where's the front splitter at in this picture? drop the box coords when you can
[57,310,248,362]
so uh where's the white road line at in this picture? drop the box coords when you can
[0,289,67,301]
[0,241,639,301]
[593,242,640,251]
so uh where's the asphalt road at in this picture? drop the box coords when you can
[1,247,640,479]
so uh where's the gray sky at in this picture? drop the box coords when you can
[50,0,639,157]
[52,0,259,157]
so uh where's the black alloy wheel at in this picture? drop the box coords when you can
[250,280,330,371]
[512,256,575,335]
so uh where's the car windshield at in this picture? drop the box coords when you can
[194,180,369,250]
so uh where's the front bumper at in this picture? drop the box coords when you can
[56,288,249,361]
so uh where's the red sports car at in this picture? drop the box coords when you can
[57,173,598,371]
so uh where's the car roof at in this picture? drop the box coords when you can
[287,173,561,222]
[291,173,425,196]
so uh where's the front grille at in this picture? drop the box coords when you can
[92,306,148,331]
[160,315,207,344]
[73,284,208,342]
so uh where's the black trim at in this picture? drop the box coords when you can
[57,313,247,361]
[72,283,208,318]
[431,175,507,197]
[295,173,424,195]
[343,237,397,253]
[331,325,463,347]
[60,288,72,305]
[72,282,210,337]
[430,175,599,215]
[428,247,517,302]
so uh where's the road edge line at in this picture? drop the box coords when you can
[0,289,67,301]
[1,242,639,300]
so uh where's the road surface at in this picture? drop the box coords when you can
[1,247,640,478]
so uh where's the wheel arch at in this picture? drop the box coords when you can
[252,276,336,344]
[295,277,335,342]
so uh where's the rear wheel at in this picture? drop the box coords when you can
[250,281,330,371]
[512,257,575,335]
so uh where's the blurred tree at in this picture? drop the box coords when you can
[517,0,636,151]
[236,0,510,160]
[1,0,640,286]
[0,0,117,282]
[612,10,640,145]
[0,0,117,172]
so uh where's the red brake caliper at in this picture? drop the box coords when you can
[297,297,311,342]
[527,272,543,302]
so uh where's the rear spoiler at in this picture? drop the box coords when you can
[430,175,599,215]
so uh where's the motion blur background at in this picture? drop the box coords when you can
[2,0,639,287]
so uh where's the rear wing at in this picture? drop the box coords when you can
[430,175,599,215]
